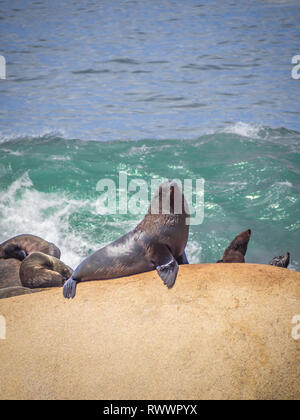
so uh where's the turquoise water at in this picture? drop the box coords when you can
[1,125,299,271]
[0,1,300,271]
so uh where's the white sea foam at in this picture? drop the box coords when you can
[0,129,71,145]
[274,181,293,188]
[50,155,71,161]
[0,172,204,270]
[185,240,202,264]
[1,148,24,156]
[222,122,262,139]
[0,172,94,268]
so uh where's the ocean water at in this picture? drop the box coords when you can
[0,0,300,271]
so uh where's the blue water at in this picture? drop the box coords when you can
[1,0,300,139]
[0,0,299,271]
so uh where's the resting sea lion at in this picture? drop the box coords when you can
[63,180,190,299]
[20,252,73,289]
[0,286,33,299]
[269,252,290,268]
[217,229,251,263]
[0,286,48,299]
[0,234,61,260]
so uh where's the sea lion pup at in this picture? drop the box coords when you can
[217,229,251,263]
[269,252,290,268]
[0,234,61,260]
[0,258,22,289]
[20,252,73,289]
[63,180,190,299]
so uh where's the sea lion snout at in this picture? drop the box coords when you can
[19,250,27,260]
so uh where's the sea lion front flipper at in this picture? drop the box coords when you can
[156,260,179,289]
[152,245,179,289]
[176,251,189,265]
[63,277,78,299]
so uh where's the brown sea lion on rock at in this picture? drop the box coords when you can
[63,180,190,299]
[0,234,61,260]
[20,252,73,289]
[0,286,48,299]
[217,229,251,263]
[0,258,22,289]
[0,286,33,299]
[0,258,30,299]
[269,252,290,268]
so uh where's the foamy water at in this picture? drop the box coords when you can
[0,126,299,271]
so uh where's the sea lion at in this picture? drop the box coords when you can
[0,258,22,289]
[0,286,48,299]
[63,180,190,299]
[217,229,251,263]
[19,252,73,289]
[0,234,61,260]
[269,252,290,268]
[0,286,33,299]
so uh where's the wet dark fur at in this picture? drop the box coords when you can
[217,229,251,263]
[63,181,190,299]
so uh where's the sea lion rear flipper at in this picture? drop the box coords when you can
[176,251,189,265]
[152,245,179,289]
[156,260,179,289]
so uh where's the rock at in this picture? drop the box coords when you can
[0,264,299,400]
[0,286,48,299]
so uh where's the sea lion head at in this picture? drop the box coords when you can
[36,253,73,282]
[230,229,251,255]
[2,243,27,261]
[20,252,73,289]
[284,252,290,265]
[220,229,251,263]
[57,262,73,282]
[269,251,290,268]
[149,180,189,216]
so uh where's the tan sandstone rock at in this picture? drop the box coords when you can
[0,264,299,400]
